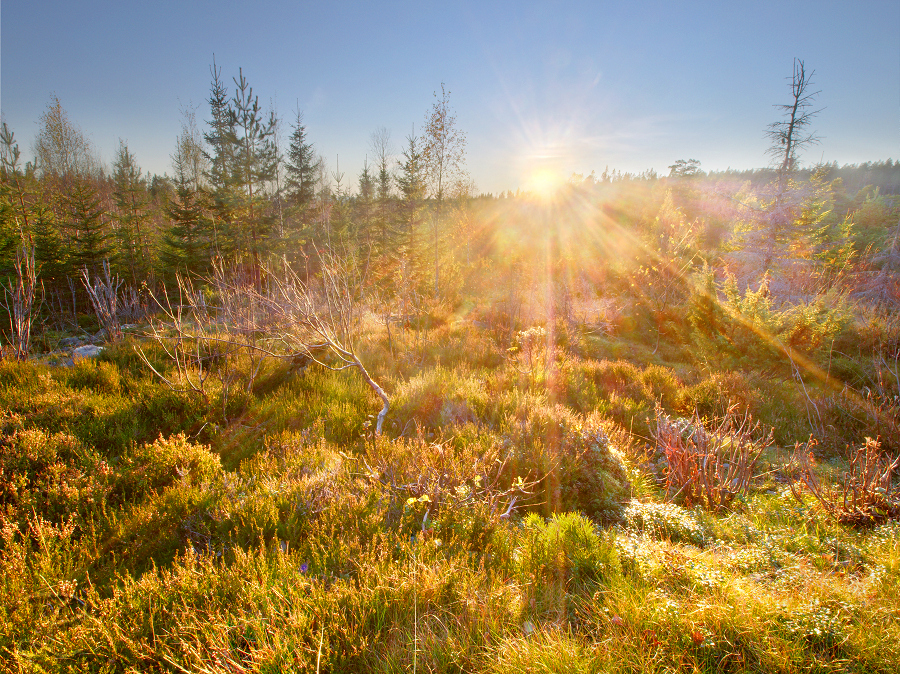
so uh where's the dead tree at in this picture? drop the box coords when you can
[758,59,822,267]
[766,59,822,181]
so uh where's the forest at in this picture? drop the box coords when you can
[1,61,900,672]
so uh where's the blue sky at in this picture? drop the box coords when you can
[2,0,898,194]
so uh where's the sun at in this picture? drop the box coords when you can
[526,167,564,202]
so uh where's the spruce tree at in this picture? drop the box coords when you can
[163,111,212,281]
[64,178,112,275]
[374,138,395,254]
[161,175,209,282]
[112,141,152,284]
[32,205,67,289]
[395,131,428,295]
[229,68,278,275]
[202,58,237,261]
[355,159,375,249]
[396,131,426,246]
[285,110,318,213]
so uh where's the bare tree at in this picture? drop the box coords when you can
[33,95,102,179]
[745,59,824,269]
[766,59,822,181]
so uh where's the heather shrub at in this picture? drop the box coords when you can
[114,433,221,503]
[500,404,631,521]
[392,366,491,431]
[640,364,683,410]
[516,511,621,592]
[0,427,110,525]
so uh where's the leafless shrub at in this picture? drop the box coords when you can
[790,437,900,527]
[1,244,40,361]
[141,252,390,434]
[119,284,148,322]
[245,252,389,434]
[81,260,122,342]
[139,274,233,405]
[654,405,774,510]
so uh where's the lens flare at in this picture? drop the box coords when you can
[526,166,564,201]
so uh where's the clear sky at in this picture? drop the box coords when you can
[2,0,898,195]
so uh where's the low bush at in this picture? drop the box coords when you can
[59,357,122,394]
[622,500,707,546]
[790,437,900,526]
[653,407,773,510]
[515,511,620,596]
[114,433,222,504]
[500,404,631,521]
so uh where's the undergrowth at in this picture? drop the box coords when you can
[2,303,899,673]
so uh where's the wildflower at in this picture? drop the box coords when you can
[300,562,309,573]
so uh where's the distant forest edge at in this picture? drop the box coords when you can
[1,61,899,330]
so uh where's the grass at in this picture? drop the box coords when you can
[1,299,899,673]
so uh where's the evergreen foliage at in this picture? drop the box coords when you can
[112,141,152,284]
[63,178,112,275]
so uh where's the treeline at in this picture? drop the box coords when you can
[1,61,899,326]
[0,66,473,314]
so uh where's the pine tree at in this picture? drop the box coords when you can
[229,68,278,276]
[203,58,237,260]
[112,140,152,284]
[64,178,112,275]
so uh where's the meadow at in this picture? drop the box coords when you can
[2,264,899,673]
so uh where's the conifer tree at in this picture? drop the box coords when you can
[163,108,212,281]
[31,206,66,288]
[203,58,237,260]
[284,110,318,215]
[356,159,375,248]
[162,152,210,281]
[112,141,152,284]
[395,130,428,294]
[162,182,208,282]
[229,68,278,274]
[396,131,426,246]
[64,178,112,275]
[370,127,396,255]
